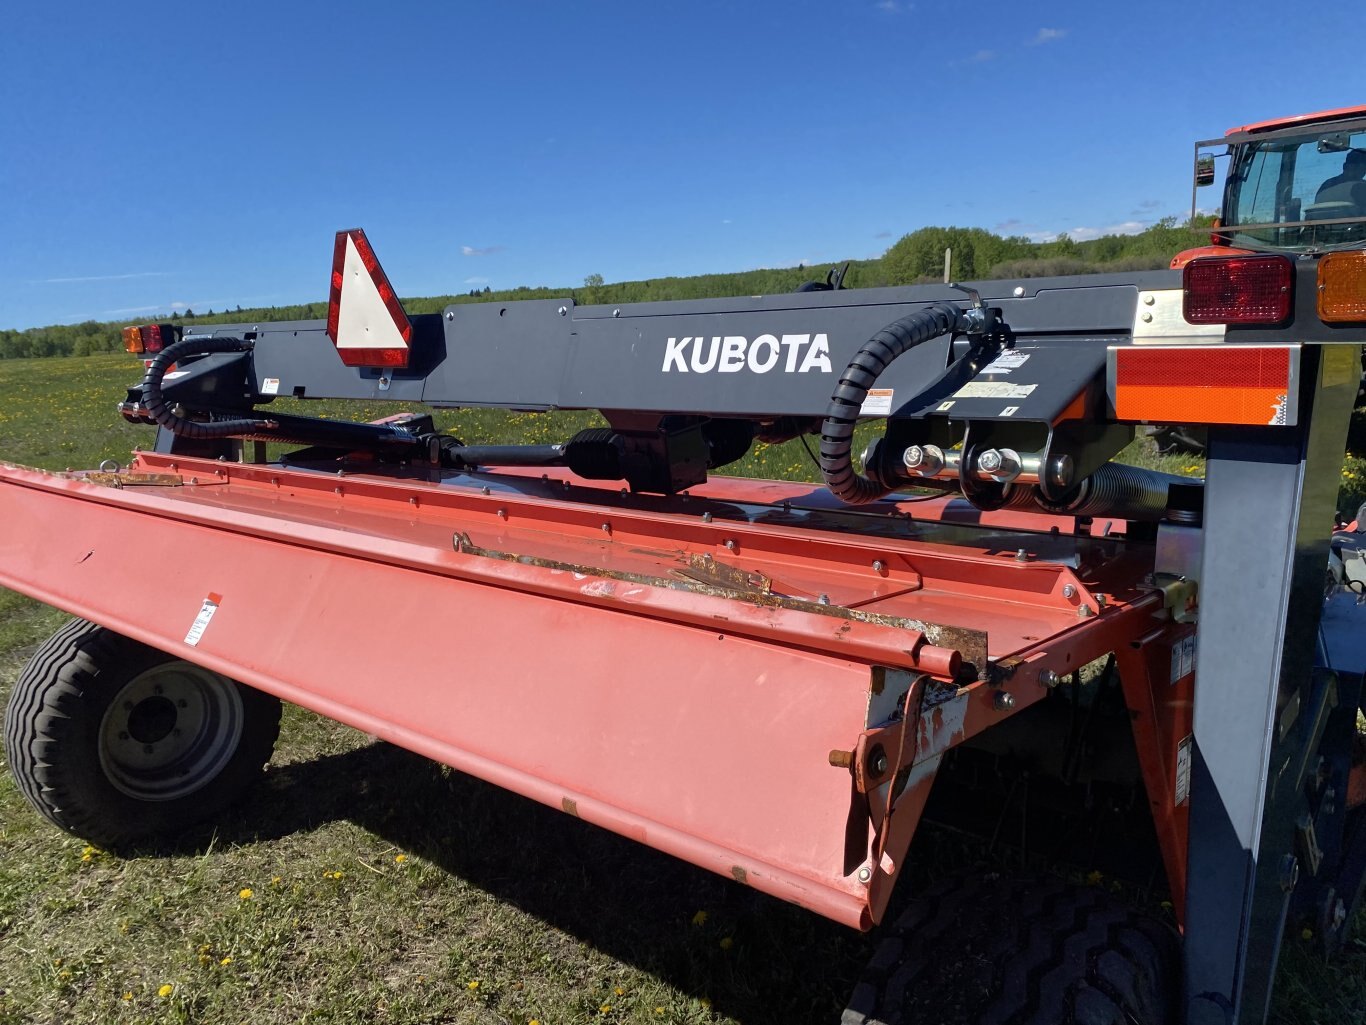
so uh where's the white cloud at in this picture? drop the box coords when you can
[1029,28,1066,45]
[464,276,490,285]
[461,245,505,257]
[968,49,995,62]
[1031,220,1149,243]
[38,271,172,285]
[876,0,909,11]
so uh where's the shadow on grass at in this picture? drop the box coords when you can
[164,739,969,1024]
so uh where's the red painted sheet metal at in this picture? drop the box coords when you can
[0,457,1168,927]
[0,463,879,926]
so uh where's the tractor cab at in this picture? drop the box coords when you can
[1174,105,1366,268]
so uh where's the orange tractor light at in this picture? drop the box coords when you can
[1317,251,1366,323]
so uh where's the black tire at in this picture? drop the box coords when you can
[3,618,281,849]
[842,873,1179,1025]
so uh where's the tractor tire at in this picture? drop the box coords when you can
[3,618,281,849]
[841,873,1179,1025]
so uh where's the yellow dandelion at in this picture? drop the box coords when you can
[1301,927,1314,941]
[655,1008,665,1016]
[720,936,734,951]
[1085,870,1103,886]
[197,944,211,954]
[691,910,708,926]
[121,992,133,1002]
[158,984,174,998]
[271,876,283,886]
[198,954,211,966]
[614,986,625,996]
[219,956,233,966]
[700,997,712,1009]
[467,980,480,991]
[599,1004,612,1014]
[394,854,407,864]
[238,888,254,900]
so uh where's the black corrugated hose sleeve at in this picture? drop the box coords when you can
[141,335,267,440]
[819,303,966,505]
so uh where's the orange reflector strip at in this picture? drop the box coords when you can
[122,326,144,354]
[1318,251,1366,323]
[1111,346,1296,426]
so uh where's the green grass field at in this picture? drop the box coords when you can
[1,353,1364,1025]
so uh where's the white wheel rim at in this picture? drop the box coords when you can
[97,662,245,801]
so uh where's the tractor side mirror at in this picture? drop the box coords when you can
[1195,154,1216,187]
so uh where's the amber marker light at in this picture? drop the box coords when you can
[1317,251,1366,323]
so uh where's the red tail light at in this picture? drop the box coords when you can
[123,323,180,355]
[1183,255,1294,325]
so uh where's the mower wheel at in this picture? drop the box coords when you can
[4,618,281,849]
[841,873,1179,1025]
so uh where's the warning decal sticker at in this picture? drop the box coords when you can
[185,593,222,647]
[952,381,1038,400]
[860,388,895,415]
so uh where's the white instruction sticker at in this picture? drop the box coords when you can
[1000,406,1019,417]
[1175,734,1193,806]
[860,388,895,415]
[185,593,221,647]
[163,370,190,381]
[982,350,1030,374]
[952,381,1037,400]
[1169,635,1196,683]
[261,377,281,395]
[937,401,955,412]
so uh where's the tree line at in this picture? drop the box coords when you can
[0,218,1214,360]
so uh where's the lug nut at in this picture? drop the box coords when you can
[994,691,1016,711]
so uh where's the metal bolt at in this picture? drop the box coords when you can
[1015,548,1029,562]
[872,559,886,574]
[445,311,455,321]
[496,508,507,519]
[410,496,418,506]
[271,477,280,486]
[481,486,491,495]
[1095,593,1108,608]
[702,511,713,523]
[601,522,612,534]
[1143,293,1156,306]
[1061,584,1077,599]
[143,744,155,755]
[902,444,944,476]
[1039,669,1061,688]
[1141,311,1154,323]
[818,593,831,605]
[118,731,129,741]
[334,486,343,496]
[1013,286,1025,297]
[153,685,163,695]
[857,867,872,883]
[557,306,568,316]
[870,752,889,776]
[612,308,621,318]
[178,699,188,709]
[1077,604,1092,618]
[977,449,1003,474]
[994,691,1016,711]
[724,539,737,552]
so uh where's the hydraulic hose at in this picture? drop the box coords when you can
[141,335,272,440]
[819,303,970,504]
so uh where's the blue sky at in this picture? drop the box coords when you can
[1,0,1362,330]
